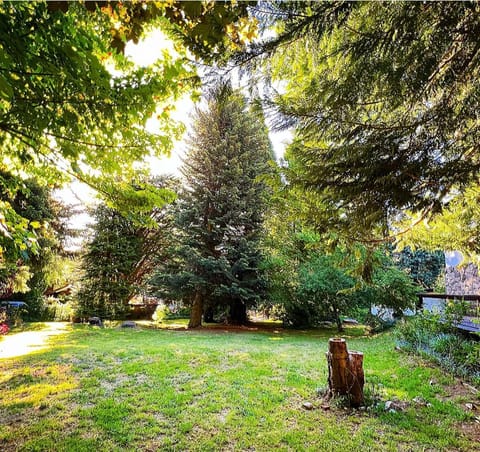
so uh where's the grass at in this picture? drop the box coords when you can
[0,323,479,451]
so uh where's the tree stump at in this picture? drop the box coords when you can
[347,350,364,407]
[326,338,364,407]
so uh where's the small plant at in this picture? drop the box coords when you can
[396,314,480,383]
[444,299,469,326]
[363,381,385,409]
[152,304,168,324]
[365,313,395,334]
[328,394,352,409]
[45,296,76,322]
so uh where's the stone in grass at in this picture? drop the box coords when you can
[88,317,103,327]
[413,396,432,408]
[121,321,137,328]
[384,400,408,412]
[412,396,427,406]
[302,402,314,410]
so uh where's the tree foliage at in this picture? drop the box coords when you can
[47,1,257,59]
[393,247,444,290]
[0,173,72,319]
[396,182,480,264]
[261,173,419,330]
[79,177,175,319]
[153,82,273,327]
[0,0,255,261]
[78,204,143,319]
[244,1,480,242]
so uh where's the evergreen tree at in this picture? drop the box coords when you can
[241,2,480,242]
[154,83,273,327]
[79,177,176,319]
[393,247,444,290]
[78,205,142,319]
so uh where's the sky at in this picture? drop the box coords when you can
[56,28,292,248]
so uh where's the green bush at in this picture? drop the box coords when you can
[396,315,480,384]
[152,305,168,323]
[44,297,75,322]
[281,254,355,330]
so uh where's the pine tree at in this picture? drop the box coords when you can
[155,82,274,327]
[242,2,480,241]
[78,205,142,319]
[78,181,175,320]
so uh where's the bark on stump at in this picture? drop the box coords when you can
[326,338,364,407]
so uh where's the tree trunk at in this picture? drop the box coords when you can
[326,338,364,407]
[188,291,203,328]
[347,351,365,407]
[327,338,349,396]
[334,306,343,332]
[204,306,214,323]
[229,301,247,325]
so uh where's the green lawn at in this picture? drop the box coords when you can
[0,323,478,451]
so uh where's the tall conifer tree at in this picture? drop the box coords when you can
[239,2,480,243]
[78,177,175,319]
[156,82,273,327]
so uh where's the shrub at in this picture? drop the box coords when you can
[396,314,480,384]
[1,304,28,327]
[44,297,76,322]
[282,254,356,330]
[152,305,168,324]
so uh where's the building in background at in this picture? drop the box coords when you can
[445,251,480,295]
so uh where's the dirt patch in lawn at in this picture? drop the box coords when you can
[437,378,479,402]
[458,419,480,444]
[435,377,480,444]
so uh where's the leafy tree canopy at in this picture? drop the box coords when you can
[0,0,256,260]
[397,182,480,262]
[0,172,73,319]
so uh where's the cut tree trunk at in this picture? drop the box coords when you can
[327,338,349,396]
[347,351,364,407]
[188,291,203,328]
[326,338,364,407]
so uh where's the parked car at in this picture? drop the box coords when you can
[0,301,28,309]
